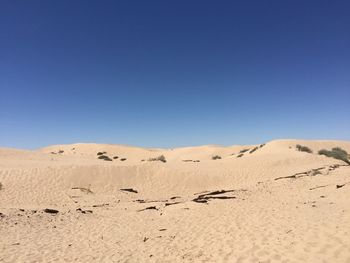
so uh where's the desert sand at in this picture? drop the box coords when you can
[0,139,350,262]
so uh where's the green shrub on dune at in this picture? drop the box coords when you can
[212,155,222,160]
[318,147,350,164]
[296,144,313,153]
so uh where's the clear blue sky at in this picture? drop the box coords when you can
[1,1,349,149]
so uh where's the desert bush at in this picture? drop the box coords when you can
[148,155,167,163]
[98,155,112,161]
[237,153,244,158]
[318,147,350,164]
[212,155,222,160]
[249,147,259,154]
[239,149,249,153]
[97,151,106,156]
[259,144,265,148]
[113,156,119,159]
[296,144,313,153]
[120,158,127,161]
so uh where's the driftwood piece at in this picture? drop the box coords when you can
[120,188,138,194]
[309,185,329,191]
[71,186,93,194]
[44,208,59,214]
[200,190,235,197]
[76,208,93,214]
[274,164,348,181]
[165,202,182,207]
[193,189,236,204]
[138,206,158,212]
[275,175,297,181]
[92,203,109,207]
[134,199,167,203]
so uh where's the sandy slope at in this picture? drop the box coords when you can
[1,139,350,262]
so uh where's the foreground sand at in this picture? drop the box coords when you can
[1,139,350,262]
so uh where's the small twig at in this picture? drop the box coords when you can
[309,185,330,191]
[274,175,297,181]
[165,202,182,207]
[72,186,93,194]
[138,206,158,212]
[120,188,138,194]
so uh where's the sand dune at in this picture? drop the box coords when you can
[1,139,350,262]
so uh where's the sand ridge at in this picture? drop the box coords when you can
[1,139,350,262]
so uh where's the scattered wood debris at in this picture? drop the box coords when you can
[120,188,138,193]
[92,203,109,207]
[72,186,93,194]
[193,190,236,204]
[44,208,59,214]
[309,185,330,191]
[165,202,182,207]
[274,164,348,181]
[76,208,93,214]
[138,206,158,212]
[134,199,167,203]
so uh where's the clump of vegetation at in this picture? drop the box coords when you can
[237,153,244,158]
[113,156,119,159]
[259,144,265,148]
[239,149,249,153]
[249,147,259,154]
[148,155,167,163]
[98,155,112,161]
[51,150,64,154]
[97,151,107,156]
[212,155,222,160]
[120,158,127,161]
[296,144,313,153]
[318,147,350,164]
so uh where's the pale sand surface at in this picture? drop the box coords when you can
[1,139,350,262]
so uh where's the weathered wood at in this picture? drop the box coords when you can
[138,206,158,212]
[120,188,138,194]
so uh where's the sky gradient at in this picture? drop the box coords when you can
[1,0,349,149]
